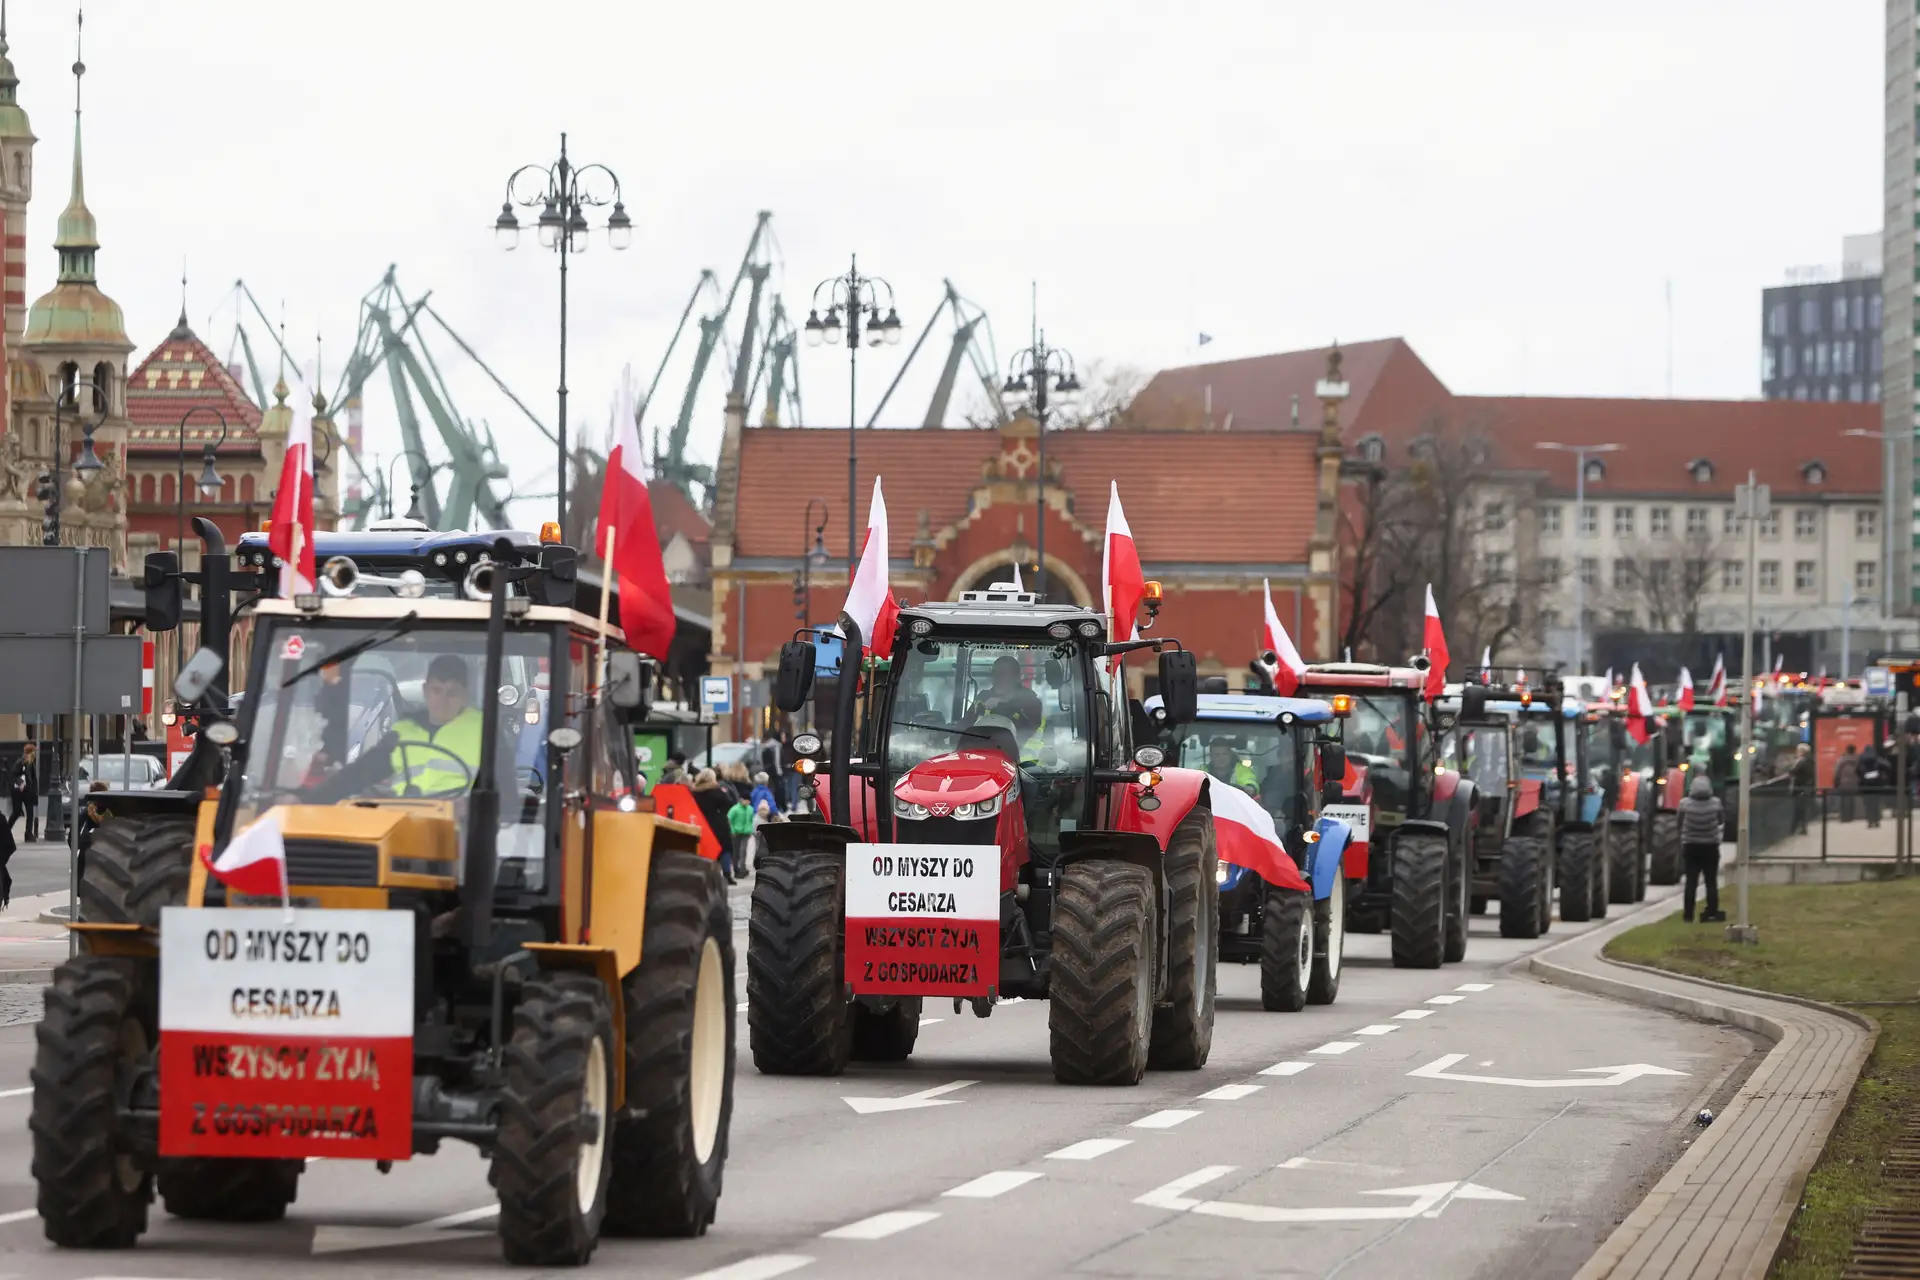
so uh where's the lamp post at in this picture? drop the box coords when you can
[798,498,830,628]
[1729,471,1770,945]
[805,258,902,564]
[175,407,228,559]
[1535,441,1622,672]
[494,133,632,538]
[382,449,436,522]
[999,330,1081,600]
[43,378,108,546]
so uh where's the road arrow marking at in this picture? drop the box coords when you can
[841,1079,977,1114]
[1136,1165,1236,1210]
[310,1204,497,1255]
[1408,1054,1689,1088]
[1139,1171,1523,1224]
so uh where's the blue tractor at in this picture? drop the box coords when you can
[1153,693,1356,1010]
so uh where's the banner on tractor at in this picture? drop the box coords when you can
[158,907,414,1161]
[844,843,997,997]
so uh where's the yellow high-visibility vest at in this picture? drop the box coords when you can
[391,707,484,795]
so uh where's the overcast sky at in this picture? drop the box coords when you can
[0,1,1883,524]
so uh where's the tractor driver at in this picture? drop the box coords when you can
[1205,737,1259,797]
[391,655,487,794]
[968,655,1044,744]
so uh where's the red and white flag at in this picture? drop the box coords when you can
[1207,776,1309,893]
[1260,578,1306,696]
[1421,584,1449,700]
[268,378,316,596]
[1626,662,1654,743]
[200,810,289,904]
[596,366,678,659]
[1479,646,1492,682]
[1708,654,1728,706]
[1103,482,1146,638]
[1676,665,1695,711]
[1011,561,1025,592]
[842,476,899,656]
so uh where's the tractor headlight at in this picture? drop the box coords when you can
[953,792,1002,820]
[892,797,931,819]
[1216,863,1229,884]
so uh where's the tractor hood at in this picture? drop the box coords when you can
[893,750,1017,817]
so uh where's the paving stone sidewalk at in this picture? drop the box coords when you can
[1527,897,1877,1280]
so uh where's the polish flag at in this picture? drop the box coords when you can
[200,810,289,903]
[842,477,899,656]
[1421,584,1449,700]
[1207,777,1309,893]
[1708,654,1728,706]
[268,380,316,597]
[1102,482,1146,638]
[1626,662,1654,744]
[1676,665,1695,711]
[595,367,677,659]
[1011,561,1024,592]
[1260,578,1305,696]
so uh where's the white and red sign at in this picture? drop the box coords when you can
[844,843,997,997]
[159,907,414,1161]
[141,640,154,716]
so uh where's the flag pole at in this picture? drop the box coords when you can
[597,525,617,692]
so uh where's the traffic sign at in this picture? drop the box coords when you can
[701,675,732,712]
[1865,666,1894,697]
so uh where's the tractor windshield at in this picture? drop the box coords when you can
[1515,719,1558,776]
[1346,694,1412,767]
[1174,722,1297,824]
[1441,724,1508,794]
[234,617,554,871]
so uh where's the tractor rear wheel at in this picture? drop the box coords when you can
[1390,832,1448,969]
[604,851,735,1239]
[746,849,850,1076]
[1260,886,1310,1011]
[493,972,616,1266]
[79,815,193,927]
[1148,809,1217,1070]
[1559,831,1597,922]
[1442,828,1471,964]
[31,956,153,1249]
[851,999,922,1062]
[1049,861,1155,1086]
[158,1158,301,1222]
[1498,837,1544,939]
[1307,873,1344,1006]
[1593,829,1613,917]
[1649,812,1681,885]
[1607,823,1640,905]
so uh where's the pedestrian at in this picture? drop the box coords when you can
[689,768,735,874]
[1860,744,1889,829]
[1789,743,1815,834]
[1835,744,1862,823]
[749,770,779,815]
[9,744,37,843]
[725,792,755,885]
[660,753,687,786]
[1678,775,1726,923]
[720,760,752,798]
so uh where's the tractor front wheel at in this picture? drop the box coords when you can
[1649,813,1681,886]
[1607,823,1640,905]
[604,851,735,1239]
[1261,886,1310,1011]
[79,816,193,927]
[1148,810,1218,1070]
[1390,832,1448,969]
[1049,861,1155,1085]
[158,1159,301,1222]
[1442,828,1471,964]
[1498,836,1545,940]
[851,999,922,1062]
[747,850,850,1076]
[1307,873,1345,1006]
[1559,831,1597,922]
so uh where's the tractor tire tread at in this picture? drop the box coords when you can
[1148,809,1217,1070]
[1048,861,1154,1086]
[78,816,194,928]
[746,850,849,1076]
[1390,832,1447,969]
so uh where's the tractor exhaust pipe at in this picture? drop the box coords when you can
[462,538,514,949]
[829,613,862,829]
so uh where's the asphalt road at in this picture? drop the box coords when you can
[0,879,1757,1280]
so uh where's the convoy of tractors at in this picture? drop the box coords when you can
[25,523,1773,1268]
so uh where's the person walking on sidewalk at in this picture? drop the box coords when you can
[1678,774,1726,923]
[1835,744,1862,823]
[1859,744,1890,829]
[8,744,38,843]
[1789,743,1815,834]
[724,793,755,886]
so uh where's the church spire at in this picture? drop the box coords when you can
[54,7,97,282]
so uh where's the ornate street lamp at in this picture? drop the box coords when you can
[805,257,901,563]
[999,329,1080,599]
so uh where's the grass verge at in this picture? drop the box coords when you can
[1604,877,1920,1280]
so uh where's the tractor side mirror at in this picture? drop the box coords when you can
[534,543,579,608]
[174,647,224,706]
[144,552,182,632]
[774,639,815,713]
[1158,649,1198,726]
[606,650,648,710]
[1318,741,1348,804]
[1461,685,1488,722]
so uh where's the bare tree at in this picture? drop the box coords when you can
[1595,526,1726,634]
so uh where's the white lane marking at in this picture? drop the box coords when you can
[1135,1165,1236,1211]
[918,1017,944,1026]
[684,1256,816,1280]
[0,1208,36,1225]
[1426,995,1464,1005]
[1393,1009,1434,1020]
[417,1204,499,1229]
[1199,1083,1262,1101]
[1352,1024,1400,1036]
[946,1170,1042,1198]
[842,1079,976,1114]
[736,1002,749,1012]
[1455,983,1494,992]
[1132,1109,1201,1129]
[0,1086,31,1099]
[1048,1137,1132,1160]
[1260,1061,1313,1076]
[822,1210,940,1240]
[1309,1041,1361,1055]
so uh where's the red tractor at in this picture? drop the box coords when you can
[1296,663,1480,969]
[750,583,1216,1086]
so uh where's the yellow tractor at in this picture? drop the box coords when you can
[31,535,734,1266]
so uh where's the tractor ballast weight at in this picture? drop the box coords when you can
[753,585,1214,1086]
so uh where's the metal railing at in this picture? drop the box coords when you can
[1748,780,1914,870]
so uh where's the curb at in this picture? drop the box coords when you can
[0,968,51,985]
[1524,895,1878,1280]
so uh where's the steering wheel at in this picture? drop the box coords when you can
[393,741,475,798]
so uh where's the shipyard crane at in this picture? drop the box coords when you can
[865,280,1006,428]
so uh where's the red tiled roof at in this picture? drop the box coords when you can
[1128,338,1450,436]
[731,427,1318,565]
[649,478,710,546]
[124,320,264,452]
[1454,395,1880,498]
